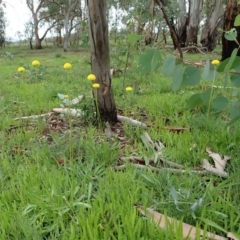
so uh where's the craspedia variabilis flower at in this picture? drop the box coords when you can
[211,60,220,65]
[63,63,72,69]
[18,67,26,72]
[87,74,96,81]
[32,60,40,66]
[92,83,100,89]
[125,87,133,92]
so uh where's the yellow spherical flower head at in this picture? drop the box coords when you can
[211,60,220,65]
[63,63,72,69]
[87,74,96,81]
[32,60,40,67]
[92,83,100,89]
[18,67,26,73]
[64,95,69,98]
[126,87,133,92]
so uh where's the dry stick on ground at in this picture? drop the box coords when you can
[14,112,53,120]
[116,132,229,178]
[137,206,236,240]
[112,164,210,175]
[180,45,208,54]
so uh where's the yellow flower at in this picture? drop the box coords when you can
[64,95,69,98]
[92,83,100,89]
[211,60,220,65]
[32,60,40,66]
[87,74,96,81]
[126,87,133,92]
[63,63,72,69]
[18,67,26,72]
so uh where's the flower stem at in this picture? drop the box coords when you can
[206,66,216,128]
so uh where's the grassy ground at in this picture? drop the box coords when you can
[0,44,240,239]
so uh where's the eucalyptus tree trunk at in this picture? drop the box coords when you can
[26,0,58,49]
[200,0,223,51]
[63,0,79,52]
[222,0,240,60]
[86,0,117,123]
[177,0,189,47]
[186,0,203,46]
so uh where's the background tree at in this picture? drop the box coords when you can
[24,20,35,49]
[46,0,82,52]
[0,5,5,48]
[177,0,189,47]
[26,0,62,49]
[200,0,224,51]
[86,0,117,122]
[222,0,240,60]
[186,0,203,46]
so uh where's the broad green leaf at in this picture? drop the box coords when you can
[230,73,240,87]
[182,66,201,86]
[162,55,175,76]
[232,88,238,97]
[224,28,237,41]
[211,95,229,110]
[151,49,162,72]
[172,65,183,91]
[226,115,240,126]
[127,33,140,45]
[187,93,203,109]
[202,60,210,79]
[224,48,238,73]
[228,100,240,117]
[138,49,161,73]
[234,14,240,26]
[200,88,212,102]
[217,56,240,72]
[200,218,227,234]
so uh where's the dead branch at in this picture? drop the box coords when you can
[137,206,229,240]
[180,45,208,54]
[112,163,209,175]
[117,115,148,128]
[14,112,53,120]
[202,159,228,178]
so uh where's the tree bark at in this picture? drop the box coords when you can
[222,0,240,60]
[186,0,203,47]
[177,0,189,47]
[155,0,183,59]
[200,0,224,51]
[86,0,117,123]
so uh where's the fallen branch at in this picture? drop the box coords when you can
[120,156,185,169]
[137,206,230,240]
[112,163,209,175]
[206,148,230,172]
[202,159,228,178]
[14,112,53,120]
[181,45,208,54]
[117,115,148,128]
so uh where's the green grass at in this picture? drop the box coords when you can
[0,44,240,239]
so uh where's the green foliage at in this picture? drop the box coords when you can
[138,49,162,73]
[234,14,240,26]
[182,66,201,86]
[224,28,237,41]
[137,13,240,126]
[127,33,140,45]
